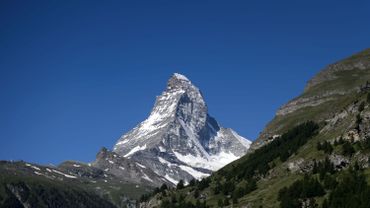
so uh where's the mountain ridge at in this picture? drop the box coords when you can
[252,48,370,150]
[109,73,251,185]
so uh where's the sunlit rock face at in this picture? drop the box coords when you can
[112,73,251,185]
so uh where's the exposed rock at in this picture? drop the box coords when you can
[92,147,166,187]
[287,158,307,173]
[305,49,370,91]
[276,90,348,116]
[112,73,251,185]
[343,129,361,142]
[329,154,350,170]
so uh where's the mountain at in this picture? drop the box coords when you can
[142,48,370,208]
[252,48,370,150]
[0,160,149,208]
[108,73,251,185]
[0,73,251,208]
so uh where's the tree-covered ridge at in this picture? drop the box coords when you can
[278,165,370,208]
[225,121,319,180]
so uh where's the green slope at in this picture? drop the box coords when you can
[254,48,370,148]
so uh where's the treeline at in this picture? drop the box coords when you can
[213,178,257,205]
[140,183,169,202]
[229,121,319,180]
[212,121,319,206]
[324,167,370,208]
[278,175,325,208]
[158,179,211,208]
[278,164,370,208]
[317,135,370,157]
[140,178,212,207]
[160,194,208,208]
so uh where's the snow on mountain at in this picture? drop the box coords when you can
[112,73,251,185]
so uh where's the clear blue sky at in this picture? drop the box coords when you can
[1,0,370,165]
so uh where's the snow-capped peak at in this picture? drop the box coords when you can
[173,73,190,82]
[112,73,251,185]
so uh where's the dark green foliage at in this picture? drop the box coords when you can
[356,114,362,125]
[322,174,337,190]
[188,179,196,186]
[221,180,235,195]
[197,177,210,191]
[231,122,319,180]
[334,138,356,157]
[178,194,185,202]
[161,199,171,208]
[213,181,221,195]
[356,114,363,131]
[358,101,365,112]
[160,183,168,192]
[278,175,325,208]
[334,137,345,146]
[176,180,184,189]
[233,186,245,199]
[317,141,333,154]
[171,194,177,203]
[322,199,329,208]
[361,136,370,150]
[367,93,370,103]
[193,188,200,198]
[140,193,151,202]
[142,183,168,202]
[223,198,230,206]
[2,186,24,208]
[232,194,238,204]
[217,198,224,207]
[244,179,257,193]
[312,158,335,180]
[195,199,202,208]
[341,141,355,157]
[160,194,208,208]
[325,168,370,208]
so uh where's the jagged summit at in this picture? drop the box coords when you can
[167,73,193,91]
[111,73,251,185]
[172,73,190,82]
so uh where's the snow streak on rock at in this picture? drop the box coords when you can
[112,73,251,185]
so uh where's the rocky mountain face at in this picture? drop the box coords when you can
[105,73,251,186]
[252,48,370,149]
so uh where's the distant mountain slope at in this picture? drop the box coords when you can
[142,48,370,208]
[0,161,116,208]
[252,48,370,149]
